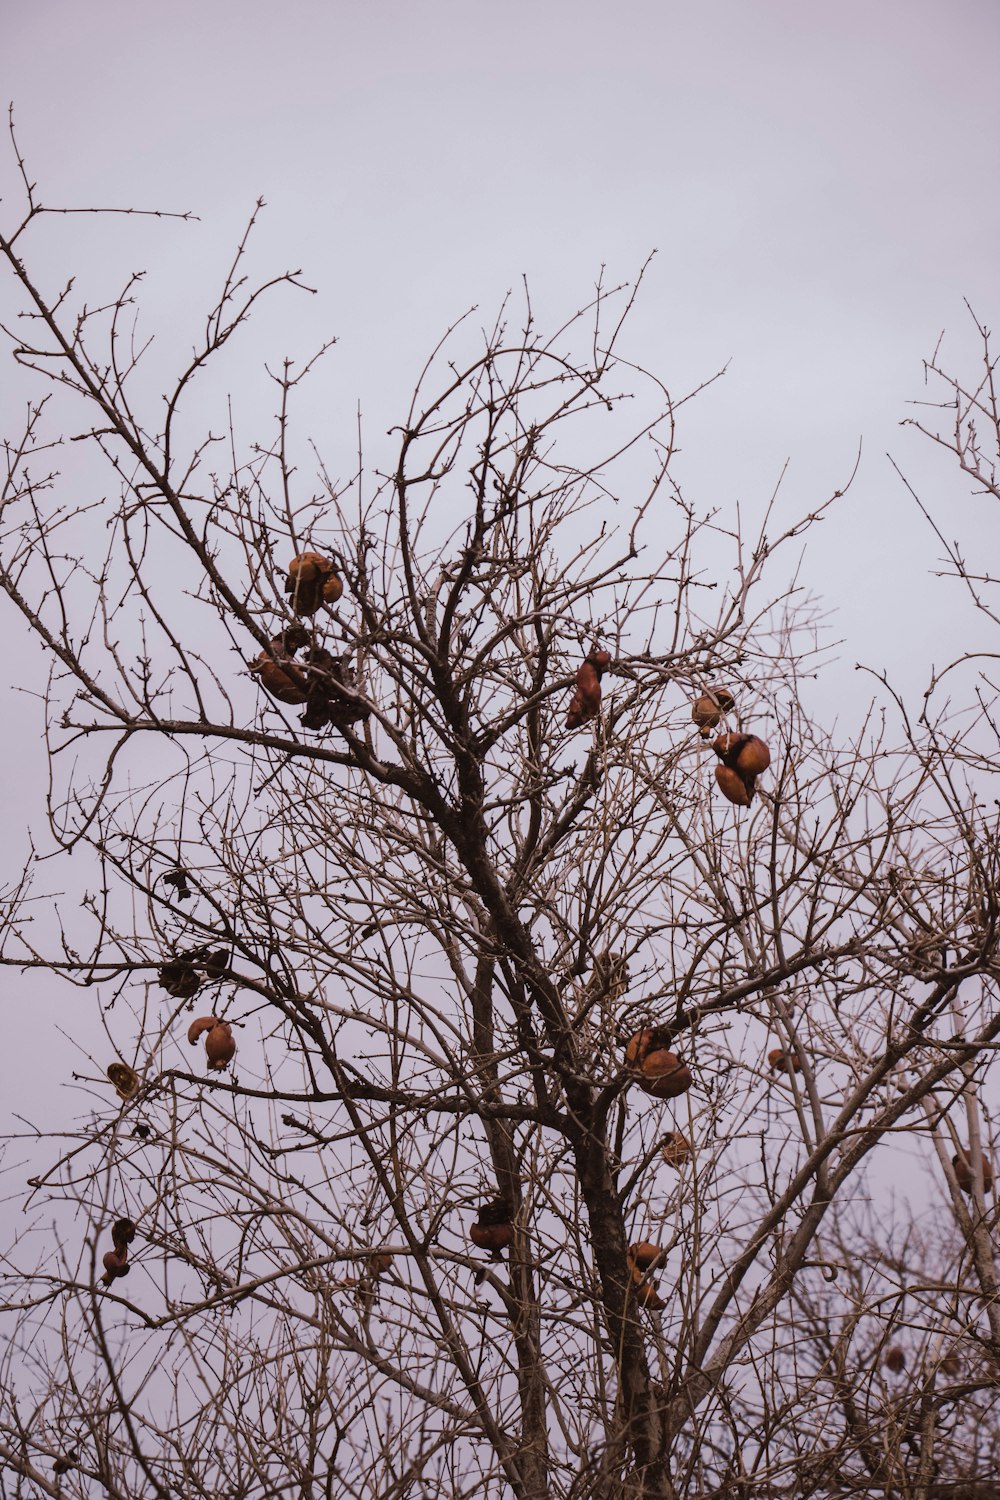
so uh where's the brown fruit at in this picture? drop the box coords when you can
[940,1351,961,1376]
[884,1346,905,1374]
[767,1047,801,1075]
[691,688,735,737]
[252,656,309,705]
[204,1021,236,1070]
[638,1049,693,1100]
[367,1253,393,1277]
[735,735,771,776]
[627,1242,664,1274]
[952,1147,995,1195]
[107,1062,139,1100]
[625,1027,658,1068]
[285,551,340,616]
[566,649,611,730]
[101,1248,130,1285]
[633,1279,666,1310]
[470,1199,514,1257]
[187,1015,237,1070]
[715,763,754,806]
[661,1131,691,1167]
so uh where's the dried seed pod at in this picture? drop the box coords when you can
[107,1061,139,1101]
[565,648,612,730]
[285,551,341,616]
[661,1131,691,1167]
[470,1199,514,1258]
[735,734,771,776]
[158,959,201,1000]
[767,1047,801,1075]
[714,763,754,806]
[691,688,735,738]
[884,1346,905,1374]
[952,1147,995,1195]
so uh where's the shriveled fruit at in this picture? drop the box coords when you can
[661,1131,691,1167]
[158,959,201,999]
[566,648,612,730]
[107,1061,139,1100]
[101,1249,130,1285]
[884,1347,905,1374]
[691,688,735,738]
[470,1199,514,1258]
[187,1015,237,1071]
[767,1047,801,1075]
[952,1147,995,1195]
[285,551,341,616]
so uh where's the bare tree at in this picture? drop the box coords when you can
[0,125,997,1499]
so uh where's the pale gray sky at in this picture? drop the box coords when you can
[1,0,998,1140]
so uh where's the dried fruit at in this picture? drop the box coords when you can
[627,1242,664,1274]
[767,1047,801,1075]
[627,1243,666,1310]
[566,648,612,730]
[735,734,771,776]
[470,1199,514,1258]
[285,552,342,616]
[367,1252,394,1277]
[251,630,311,706]
[187,1015,237,1071]
[624,1030,692,1099]
[952,1147,995,1196]
[884,1346,905,1374]
[158,959,201,1000]
[111,1218,136,1255]
[661,1131,691,1167]
[691,688,735,738]
[101,1249,130,1285]
[715,763,754,806]
[107,1061,139,1100]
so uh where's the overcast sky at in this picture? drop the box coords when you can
[2,0,998,1160]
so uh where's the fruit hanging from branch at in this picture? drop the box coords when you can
[625,1028,693,1099]
[469,1199,514,1259]
[952,1147,995,1195]
[627,1243,667,1310]
[106,1061,139,1101]
[691,687,736,739]
[884,1347,905,1374]
[565,647,612,730]
[99,1218,136,1286]
[767,1047,801,1076]
[158,958,201,1000]
[712,730,771,806]
[250,626,311,705]
[285,552,343,616]
[187,1016,237,1071]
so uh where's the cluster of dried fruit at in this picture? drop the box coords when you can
[713,731,771,807]
[101,1217,136,1286]
[251,553,369,733]
[157,947,228,1000]
[627,1242,666,1310]
[565,647,613,730]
